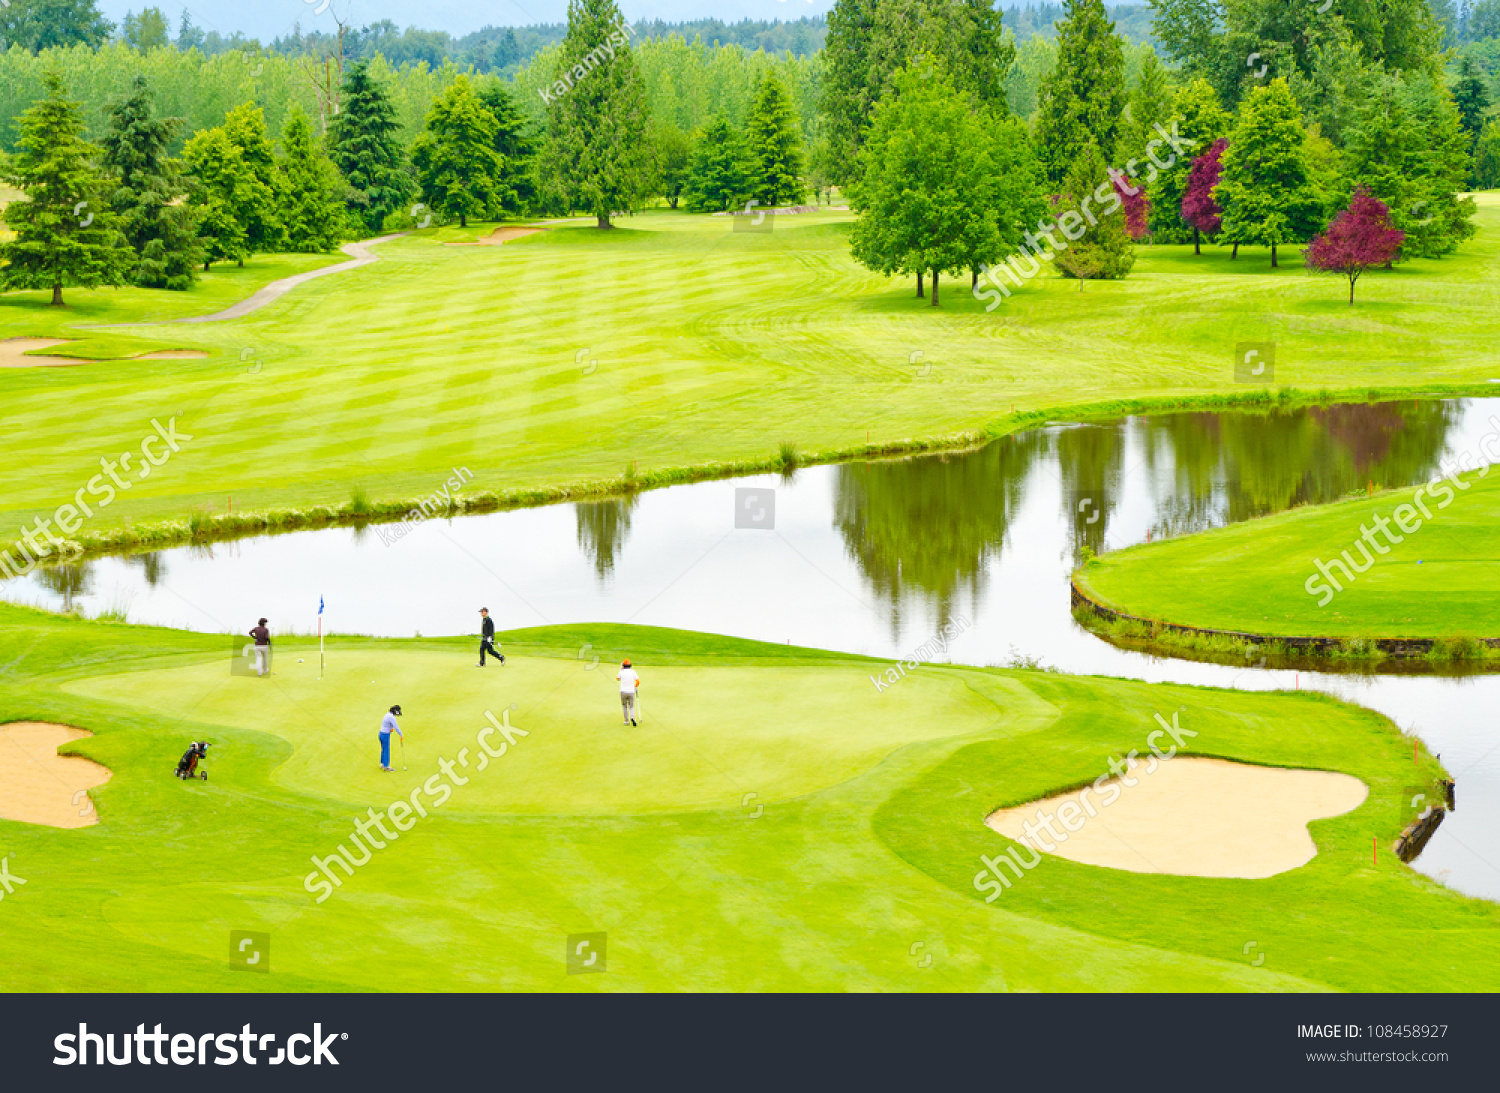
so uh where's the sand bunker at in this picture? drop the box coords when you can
[985,757,1367,879]
[0,722,111,828]
[447,225,544,246]
[0,337,207,368]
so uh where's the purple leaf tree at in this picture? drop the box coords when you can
[1180,138,1227,256]
[1115,175,1150,239]
[1304,188,1405,305]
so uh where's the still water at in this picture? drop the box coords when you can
[9,398,1500,899]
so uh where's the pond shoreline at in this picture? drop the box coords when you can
[10,381,1500,574]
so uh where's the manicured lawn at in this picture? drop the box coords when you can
[4,199,1500,538]
[0,603,1487,992]
[1078,463,1500,640]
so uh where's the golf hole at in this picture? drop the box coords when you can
[985,757,1368,879]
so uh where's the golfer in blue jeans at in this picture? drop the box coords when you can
[380,705,403,772]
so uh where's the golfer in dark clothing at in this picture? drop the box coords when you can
[478,607,505,666]
[249,618,271,676]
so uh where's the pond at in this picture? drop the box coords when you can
[9,397,1500,900]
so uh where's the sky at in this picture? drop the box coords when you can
[96,0,835,42]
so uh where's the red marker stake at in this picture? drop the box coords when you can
[1373,835,1378,865]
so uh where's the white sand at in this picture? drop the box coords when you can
[0,337,207,367]
[0,722,112,828]
[985,757,1367,879]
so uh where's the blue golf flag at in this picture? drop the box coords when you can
[319,596,324,616]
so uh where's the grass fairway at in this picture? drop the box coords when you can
[0,604,1492,992]
[6,198,1500,537]
[1078,463,1500,642]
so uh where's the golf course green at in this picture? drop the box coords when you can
[7,198,1500,548]
[0,602,1490,992]
[1076,461,1500,648]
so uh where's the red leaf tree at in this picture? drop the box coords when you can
[1304,188,1405,305]
[1180,138,1227,255]
[1115,175,1150,239]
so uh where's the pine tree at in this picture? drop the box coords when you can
[329,61,414,234]
[222,103,284,254]
[1453,56,1489,153]
[99,74,201,290]
[1034,0,1127,183]
[682,116,757,213]
[182,127,250,269]
[1476,120,1500,190]
[1146,77,1229,241]
[1396,72,1478,257]
[1120,51,1174,162]
[0,71,131,306]
[478,81,538,216]
[1052,142,1136,280]
[541,0,651,228]
[1339,75,1419,254]
[746,74,806,207]
[275,107,347,252]
[1217,78,1322,267]
[410,75,503,229]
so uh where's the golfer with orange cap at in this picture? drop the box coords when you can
[617,659,641,726]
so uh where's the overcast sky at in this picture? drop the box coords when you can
[96,0,835,41]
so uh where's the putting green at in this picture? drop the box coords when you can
[1077,464,1500,642]
[65,650,1041,811]
[2,607,1494,992]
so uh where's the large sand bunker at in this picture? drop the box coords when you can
[0,722,111,828]
[985,757,1367,879]
[446,225,544,246]
[1,337,207,368]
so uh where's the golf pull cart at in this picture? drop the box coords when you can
[175,741,210,781]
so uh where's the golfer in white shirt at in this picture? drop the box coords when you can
[617,660,641,726]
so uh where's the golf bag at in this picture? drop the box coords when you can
[175,741,210,781]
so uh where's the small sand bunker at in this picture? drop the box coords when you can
[0,722,111,828]
[985,757,1367,879]
[0,337,208,368]
[447,225,544,247]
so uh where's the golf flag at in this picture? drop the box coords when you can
[319,596,324,616]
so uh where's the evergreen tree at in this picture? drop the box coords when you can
[479,81,538,216]
[1453,55,1490,153]
[1217,78,1322,266]
[99,74,201,290]
[275,107,347,252]
[0,71,131,306]
[1052,142,1136,280]
[850,61,1012,306]
[329,61,414,234]
[682,116,757,213]
[746,73,806,207]
[182,127,249,269]
[542,0,651,228]
[411,75,503,228]
[821,0,1015,183]
[176,11,204,51]
[1034,0,1127,182]
[222,103,285,254]
[1476,120,1500,190]
[1396,73,1477,257]
[1339,75,1419,253]
[1120,51,1174,163]
[0,0,112,52]
[1146,77,1229,241]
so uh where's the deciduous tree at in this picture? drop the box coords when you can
[1304,188,1404,303]
[1217,78,1321,266]
[1180,137,1226,254]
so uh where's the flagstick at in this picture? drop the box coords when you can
[319,613,324,679]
